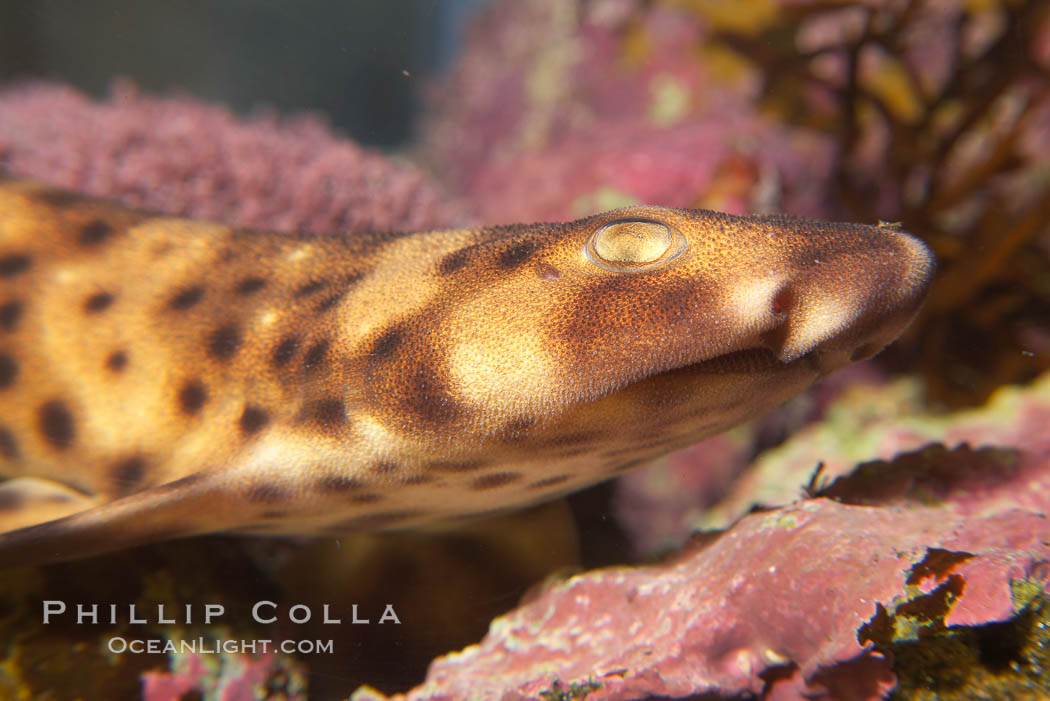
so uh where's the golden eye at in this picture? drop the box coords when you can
[585,219,686,272]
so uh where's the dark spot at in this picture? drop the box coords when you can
[105,350,128,372]
[471,472,523,490]
[294,279,327,297]
[234,277,267,295]
[207,323,241,360]
[330,510,424,530]
[0,254,31,277]
[0,426,19,459]
[399,364,462,426]
[404,474,435,485]
[303,398,346,430]
[0,354,16,388]
[169,286,205,310]
[239,405,270,435]
[498,241,539,269]
[246,484,287,503]
[428,460,486,473]
[438,248,472,275]
[83,292,114,313]
[38,399,75,449]
[528,475,571,490]
[319,475,367,492]
[303,340,329,371]
[0,300,23,330]
[112,457,147,494]
[272,336,300,368]
[261,510,288,519]
[0,489,24,511]
[369,327,403,358]
[370,461,398,474]
[315,292,344,312]
[178,379,208,415]
[78,219,114,246]
[350,493,383,504]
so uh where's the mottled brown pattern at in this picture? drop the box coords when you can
[369,326,403,358]
[83,292,114,313]
[527,475,571,490]
[303,340,329,371]
[315,293,344,312]
[294,279,328,297]
[105,350,128,372]
[37,399,74,449]
[0,354,16,388]
[207,323,241,360]
[272,336,300,368]
[168,286,205,310]
[246,483,287,503]
[0,426,18,459]
[177,379,208,415]
[0,179,934,565]
[302,398,347,431]
[234,276,267,295]
[497,240,541,269]
[0,299,23,330]
[78,219,114,247]
[438,247,472,275]
[238,406,270,435]
[0,254,31,277]
[471,472,524,490]
[318,475,367,492]
[112,456,147,495]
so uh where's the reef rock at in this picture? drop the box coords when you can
[354,373,1050,700]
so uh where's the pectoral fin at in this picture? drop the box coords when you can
[0,472,238,568]
[0,477,102,533]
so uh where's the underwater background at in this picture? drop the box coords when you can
[1,1,1049,699]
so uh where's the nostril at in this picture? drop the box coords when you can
[771,286,793,317]
[850,342,882,362]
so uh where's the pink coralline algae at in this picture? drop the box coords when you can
[0,81,469,234]
[614,363,891,557]
[422,0,834,224]
[142,648,304,701]
[355,373,1050,701]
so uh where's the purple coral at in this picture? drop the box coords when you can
[0,81,469,234]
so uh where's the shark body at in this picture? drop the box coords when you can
[0,178,933,564]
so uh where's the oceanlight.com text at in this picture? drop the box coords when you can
[107,636,335,655]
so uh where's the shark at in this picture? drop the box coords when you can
[0,177,933,565]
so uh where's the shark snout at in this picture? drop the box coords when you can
[763,227,935,370]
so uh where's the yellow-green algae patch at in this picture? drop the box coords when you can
[865,582,1050,700]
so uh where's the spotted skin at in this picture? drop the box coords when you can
[0,178,934,565]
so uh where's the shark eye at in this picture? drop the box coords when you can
[585,219,687,272]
